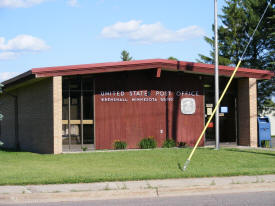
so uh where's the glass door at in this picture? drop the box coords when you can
[62,77,94,151]
[203,76,238,144]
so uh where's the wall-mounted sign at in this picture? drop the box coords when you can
[181,98,196,114]
[207,107,213,115]
[99,90,199,103]
[206,104,213,107]
[220,106,228,113]
[100,90,199,97]
[208,122,214,128]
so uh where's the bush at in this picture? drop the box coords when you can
[162,139,176,148]
[81,146,88,151]
[138,136,157,149]
[113,140,127,150]
[261,140,271,148]
[177,141,187,148]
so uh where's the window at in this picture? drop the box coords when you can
[62,77,94,151]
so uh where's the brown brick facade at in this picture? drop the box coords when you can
[0,77,62,154]
[0,75,260,153]
[0,95,16,148]
[238,78,258,147]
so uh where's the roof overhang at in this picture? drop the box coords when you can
[2,59,274,88]
[30,59,275,79]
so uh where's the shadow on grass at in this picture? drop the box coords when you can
[0,148,34,154]
[225,148,275,157]
[0,148,20,152]
[177,162,183,171]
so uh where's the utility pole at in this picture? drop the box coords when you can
[214,0,220,149]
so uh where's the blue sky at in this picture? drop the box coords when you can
[0,0,226,82]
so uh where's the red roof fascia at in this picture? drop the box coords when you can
[31,59,274,80]
[183,62,274,79]
[32,59,168,77]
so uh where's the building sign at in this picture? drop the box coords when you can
[100,90,199,103]
[181,98,196,114]
[206,104,213,107]
[220,106,228,113]
[207,107,213,116]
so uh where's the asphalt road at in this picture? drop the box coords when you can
[9,191,275,206]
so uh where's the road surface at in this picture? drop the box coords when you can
[7,191,275,206]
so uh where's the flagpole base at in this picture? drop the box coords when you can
[182,159,190,171]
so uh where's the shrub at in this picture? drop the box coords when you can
[138,136,157,149]
[177,141,187,148]
[81,146,88,151]
[113,140,127,150]
[162,139,176,148]
[261,140,271,148]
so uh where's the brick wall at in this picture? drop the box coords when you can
[0,76,62,154]
[53,76,62,154]
[0,94,16,148]
[238,78,258,147]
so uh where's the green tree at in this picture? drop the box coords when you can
[197,0,275,115]
[168,56,179,61]
[120,50,133,61]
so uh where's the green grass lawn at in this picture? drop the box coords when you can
[0,148,275,185]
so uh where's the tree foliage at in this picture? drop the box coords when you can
[120,50,133,61]
[197,0,275,115]
[168,56,179,61]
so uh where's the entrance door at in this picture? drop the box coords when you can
[62,77,94,151]
[219,95,237,142]
[204,77,237,143]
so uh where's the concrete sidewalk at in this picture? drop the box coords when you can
[0,175,275,205]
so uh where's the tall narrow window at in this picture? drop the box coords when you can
[82,78,94,145]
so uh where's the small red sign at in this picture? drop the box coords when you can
[208,122,214,128]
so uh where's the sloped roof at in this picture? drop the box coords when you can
[3,59,274,86]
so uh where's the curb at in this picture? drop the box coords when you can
[1,175,275,205]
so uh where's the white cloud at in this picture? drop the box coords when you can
[0,72,19,82]
[0,51,17,60]
[0,0,46,8]
[0,35,49,60]
[101,20,205,44]
[0,35,49,51]
[67,0,77,7]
